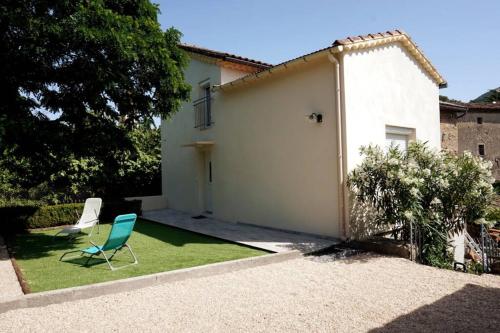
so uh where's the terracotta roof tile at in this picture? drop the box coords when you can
[179,44,272,70]
[467,102,500,111]
[209,29,446,90]
[333,30,406,46]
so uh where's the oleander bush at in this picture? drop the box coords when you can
[348,141,495,268]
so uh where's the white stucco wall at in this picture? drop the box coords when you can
[162,59,255,213]
[342,43,441,171]
[162,44,442,239]
[342,42,443,242]
[211,57,340,237]
[162,58,220,213]
[163,56,341,237]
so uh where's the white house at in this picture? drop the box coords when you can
[161,30,446,240]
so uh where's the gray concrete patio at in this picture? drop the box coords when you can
[142,209,339,254]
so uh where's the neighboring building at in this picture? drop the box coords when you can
[440,101,500,180]
[162,30,446,240]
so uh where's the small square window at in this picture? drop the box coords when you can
[385,126,415,152]
[477,117,483,124]
[478,144,485,156]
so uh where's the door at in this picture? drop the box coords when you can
[204,152,213,214]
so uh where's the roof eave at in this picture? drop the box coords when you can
[216,31,446,92]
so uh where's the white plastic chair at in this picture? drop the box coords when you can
[54,198,102,239]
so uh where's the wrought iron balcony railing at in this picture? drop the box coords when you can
[193,95,213,129]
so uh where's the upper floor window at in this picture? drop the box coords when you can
[477,117,483,124]
[194,85,212,129]
[478,144,485,156]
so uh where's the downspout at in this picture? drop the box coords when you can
[328,48,348,240]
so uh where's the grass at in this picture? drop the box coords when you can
[9,219,267,293]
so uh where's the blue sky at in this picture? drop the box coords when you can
[157,0,500,102]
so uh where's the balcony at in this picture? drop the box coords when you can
[193,95,213,129]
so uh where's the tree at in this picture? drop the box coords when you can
[1,0,189,126]
[439,95,464,104]
[0,0,190,202]
[471,88,500,103]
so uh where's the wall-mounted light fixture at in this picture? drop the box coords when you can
[307,112,323,123]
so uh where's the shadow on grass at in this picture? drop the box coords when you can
[369,284,500,332]
[8,233,86,260]
[8,219,239,261]
[134,219,232,247]
[61,250,136,269]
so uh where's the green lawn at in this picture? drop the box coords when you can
[11,219,267,293]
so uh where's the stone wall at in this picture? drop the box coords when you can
[457,111,500,180]
[441,104,500,180]
[440,111,458,154]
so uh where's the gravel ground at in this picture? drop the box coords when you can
[1,254,499,332]
[0,236,23,301]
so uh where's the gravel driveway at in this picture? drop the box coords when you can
[1,254,499,332]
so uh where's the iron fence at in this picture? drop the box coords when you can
[480,224,500,272]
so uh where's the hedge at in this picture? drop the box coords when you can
[0,199,142,234]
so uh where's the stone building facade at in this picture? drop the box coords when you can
[440,101,500,180]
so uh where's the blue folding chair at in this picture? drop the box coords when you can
[60,213,138,270]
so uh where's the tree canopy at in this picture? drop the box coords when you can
[1,0,189,123]
[0,0,190,202]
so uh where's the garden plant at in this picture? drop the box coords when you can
[348,142,495,268]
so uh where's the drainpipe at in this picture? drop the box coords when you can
[328,48,348,240]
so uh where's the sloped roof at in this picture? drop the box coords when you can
[468,102,500,112]
[439,101,468,112]
[216,30,446,91]
[333,30,446,87]
[440,101,500,112]
[179,44,272,70]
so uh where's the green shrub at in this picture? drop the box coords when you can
[0,198,43,208]
[467,260,484,275]
[0,203,82,234]
[28,203,84,229]
[0,199,141,234]
[348,142,495,268]
[486,207,500,223]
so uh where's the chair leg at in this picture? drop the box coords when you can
[99,250,115,271]
[99,245,138,271]
[124,244,138,264]
[107,248,120,260]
